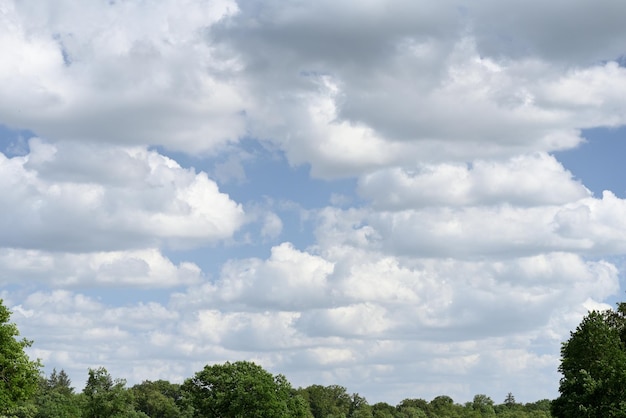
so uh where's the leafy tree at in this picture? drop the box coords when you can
[349,393,373,418]
[371,402,396,418]
[131,380,192,418]
[396,399,430,418]
[523,399,552,415]
[83,367,145,418]
[182,361,309,418]
[34,369,83,418]
[0,299,42,416]
[298,384,352,418]
[552,306,626,417]
[430,395,461,417]
[471,394,496,417]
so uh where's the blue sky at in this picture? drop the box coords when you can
[556,127,626,198]
[2,0,626,406]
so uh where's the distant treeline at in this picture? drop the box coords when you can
[6,361,552,418]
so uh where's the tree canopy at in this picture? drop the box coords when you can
[182,360,309,418]
[0,299,42,416]
[552,303,626,417]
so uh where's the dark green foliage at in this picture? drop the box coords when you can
[0,299,42,416]
[83,367,146,418]
[349,393,373,418]
[182,360,309,418]
[504,393,516,408]
[552,306,626,417]
[34,369,83,418]
[298,384,352,418]
[131,380,193,418]
[372,402,396,418]
[396,399,430,418]
[430,395,462,417]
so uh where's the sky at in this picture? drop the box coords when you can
[2,0,626,405]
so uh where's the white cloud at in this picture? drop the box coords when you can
[174,242,334,311]
[0,248,202,288]
[314,190,626,258]
[0,140,245,251]
[358,153,590,209]
[0,0,245,153]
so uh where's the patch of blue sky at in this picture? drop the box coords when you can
[554,126,626,198]
[0,124,34,157]
[554,126,626,307]
[80,287,175,306]
[156,138,361,281]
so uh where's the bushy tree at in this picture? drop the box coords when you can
[552,305,626,417]
[0,299,42,416]
[182,361,309,418]
[131,380,192,418]
[299,384,352,418]
[371,402,396,418]
[430,395,462,417]
[83,367,145,418]
[34,369,83,418]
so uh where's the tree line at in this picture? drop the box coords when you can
[4,298,626,417]
[4,362,554,418]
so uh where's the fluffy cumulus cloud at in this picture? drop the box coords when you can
[0,0,245,152]
[0,139,244,251]
[2,0,626,406]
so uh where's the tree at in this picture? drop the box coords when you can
[552,306,626,417]
[0,299,42,416]
[471,394,495,417]
[504,393,516,408]
[182,361,309,418]
[83,367,145,418]
[299,384,351,418]
[396,399,430,418]
[34,369,83,418]
[371,402,395,418]
[131,380,192,418]
[430,395,461,417]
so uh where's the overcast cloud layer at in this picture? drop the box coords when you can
[2,0,626,404]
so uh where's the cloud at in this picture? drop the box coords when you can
[358,153,590,209]
[207,3,626,177]
[469,0,626,62]
[0,247,202,288]
[173,242,333,311]
[0,0,245,153]
[314,190,626,258]
[0,139,245,251]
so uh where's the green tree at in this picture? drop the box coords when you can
[503,393,516,409]
[34,369,83,418]
[298,384,351,418]
[471,394,496,417]
[552,306,626,417]
[182,361,309,418]
[371,402,396,418]
[0,299,42,416]
[396,399,430,418]
[349,393,373,418]
[131,380,192,418]
[430,395,461,417]
[83,367,145,418]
